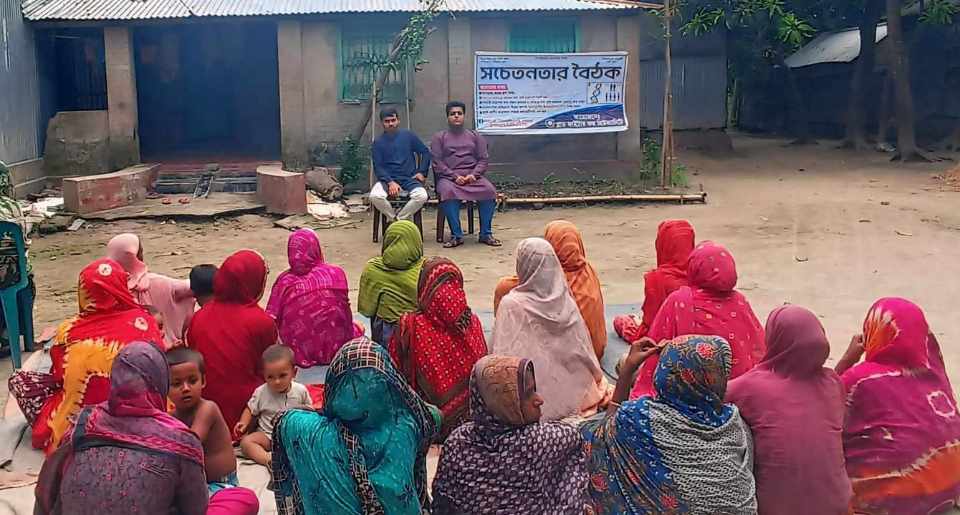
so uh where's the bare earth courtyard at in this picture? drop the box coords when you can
[2,134,960,513]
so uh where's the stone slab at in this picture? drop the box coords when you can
[62,164,160,214]
[83,193,264,221]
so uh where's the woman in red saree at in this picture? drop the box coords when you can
[629,241,764,399]
[187,250,277,432]
[389,257,487,439]
[836,298,960,514]
[613,219,694,344]
[21,259,163,453]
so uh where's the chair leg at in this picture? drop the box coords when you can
[372,210,380,243]
[22,286,34,352]
[467,202,476,235]
[2,296,22,370]
[414,210,424,240]
[436,202,445,243]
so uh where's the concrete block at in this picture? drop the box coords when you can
[63,164,160,215]
[8,158,47,198]
[43,111,111,177]
[257,165,307,215]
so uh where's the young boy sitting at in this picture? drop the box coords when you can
[166,347,239,494]
[235,344,311,466]
[189,264,218,308]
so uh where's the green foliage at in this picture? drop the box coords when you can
[335,137,370,186]
[777,12,815,48]
[639,138,689,188]
[920,0,959,24]
[541,173,561,195]
[385,0,445,75]
[640,138,661,181]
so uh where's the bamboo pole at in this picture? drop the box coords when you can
[421,192,708,206]
[660,0,675,188]
[368,82,377,190]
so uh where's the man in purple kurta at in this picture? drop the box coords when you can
[431,101,501,248]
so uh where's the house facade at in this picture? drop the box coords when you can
[7,0,728,191]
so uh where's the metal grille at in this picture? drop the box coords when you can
[340,26,409,103]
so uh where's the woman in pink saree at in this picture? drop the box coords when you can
[106,233,195,347]
[266,229,359,367]
[726,305,852,515]
[835,298,960,515]
[630,241,764,399]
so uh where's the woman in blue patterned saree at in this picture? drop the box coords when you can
[581,335,758,514]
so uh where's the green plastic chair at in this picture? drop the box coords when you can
[0,221,34,369]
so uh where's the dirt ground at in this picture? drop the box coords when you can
[19,134,960,387]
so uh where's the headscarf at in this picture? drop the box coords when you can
[630,241,764,399]
[614,220,694,343]
[272,338,440,515]
[491,238,609,420]
[582,335,757,514]
[106,233,196,345]
[431,356,588,514]
[266,229,355,367]
[75,342,203,463]
[34,343,203,514]
[358,220,425,323]
[389,257,487,439]
[726,305,852,515]
[33,259,163,453]
[841,298,960,515]
[187,250,277,430]
[545,220,607,359]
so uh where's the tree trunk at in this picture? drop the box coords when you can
[350,66,393,143]
[876,73,893,147]
[885,0,928,161]
[842,0,880,149]
[781,56,816,145]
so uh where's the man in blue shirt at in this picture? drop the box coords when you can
[369,107,431,222]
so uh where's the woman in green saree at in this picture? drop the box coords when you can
[358,220,426,345]
[271,337,440,515]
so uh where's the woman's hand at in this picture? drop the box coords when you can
[835,334,865,375]
[623,338,658,372]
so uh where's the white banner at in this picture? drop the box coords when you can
[474,51,629,135]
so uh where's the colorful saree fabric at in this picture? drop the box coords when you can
[358,220,425,324]
[272,338,441,515]
[187,250,277,431]
[388,257,487,440]
[726,305,852,515]
[491,238,610,420]
[432,356,589,514]
[614,220,694,344]
[266,229,356,367]
[106,233,196,346]
[630,242,765,399]
[31,259,163,453]
[842,298,960,515]
[35,342,259,515]
[582,335,757,514]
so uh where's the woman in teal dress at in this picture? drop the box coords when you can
[271,337,440,515]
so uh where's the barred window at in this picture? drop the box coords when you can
[508,19,579,53]
[339,26,408,103]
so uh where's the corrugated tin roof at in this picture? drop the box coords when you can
[786,24,888,69]
[23,0,643,21]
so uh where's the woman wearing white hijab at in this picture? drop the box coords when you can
[491,237,610,420]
